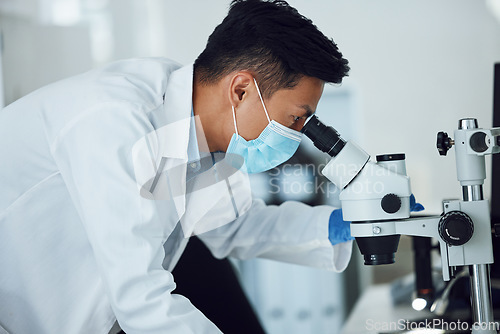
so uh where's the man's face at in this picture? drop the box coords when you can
[234,75,325,140]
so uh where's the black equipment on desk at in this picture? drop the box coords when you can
[412,236,434,303]
[490,63,500,281]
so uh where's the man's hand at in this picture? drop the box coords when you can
[410,194,425,212]
[328,209,354,245]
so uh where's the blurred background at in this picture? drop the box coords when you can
[1,0,500,333]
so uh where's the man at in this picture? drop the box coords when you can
[0,0,353,333]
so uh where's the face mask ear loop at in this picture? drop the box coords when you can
[253,78,271,124]
[231,105,239,137]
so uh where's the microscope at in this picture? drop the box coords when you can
[302,116,500,333]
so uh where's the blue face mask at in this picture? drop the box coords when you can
[226,78,302,173]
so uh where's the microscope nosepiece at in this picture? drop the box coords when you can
[355,234,401,265]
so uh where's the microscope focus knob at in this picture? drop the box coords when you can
[438,211,474,246]
[381,193,402,214]
[436,132,454,156]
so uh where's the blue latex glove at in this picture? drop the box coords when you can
[328,209,354,245]
[328,194,425,245]
[410,194,425,212]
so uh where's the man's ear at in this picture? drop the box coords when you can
[228,72,253,108]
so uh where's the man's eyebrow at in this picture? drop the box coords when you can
[298,105,315,118]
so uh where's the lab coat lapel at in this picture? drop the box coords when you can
[154,120,189,220]
[132,121,188,222]
[132,64,195,220]
[159,64,196,220]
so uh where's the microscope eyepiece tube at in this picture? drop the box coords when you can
[301,115,346,157]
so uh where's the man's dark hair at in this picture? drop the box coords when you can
[194,0,350,97]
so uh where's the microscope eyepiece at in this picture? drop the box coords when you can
[301,115,346,157]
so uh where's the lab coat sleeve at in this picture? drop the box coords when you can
[198,198,352,272]
[50,103,221,334]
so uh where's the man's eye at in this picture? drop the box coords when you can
[293,116,301,122]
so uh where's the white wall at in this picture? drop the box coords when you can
[0,16,92,103]
[0,31,4,108]
[1,0,500,331]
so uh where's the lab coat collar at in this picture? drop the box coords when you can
[161,63,195,160]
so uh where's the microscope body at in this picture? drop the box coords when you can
[321,142,411,222]
[321,141,414,266]
[312,118,497,280]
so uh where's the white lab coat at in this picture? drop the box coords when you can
[0,58,352,334]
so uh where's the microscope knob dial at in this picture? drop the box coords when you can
[436,132,454,156]
[438,211,474,246]
[381,193,402,214]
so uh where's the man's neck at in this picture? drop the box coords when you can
[192,78,232,153]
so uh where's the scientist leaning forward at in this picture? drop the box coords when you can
[0,1,353,333]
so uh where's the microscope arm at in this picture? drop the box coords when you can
[350,197,494,282]
[350,216,450,279]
